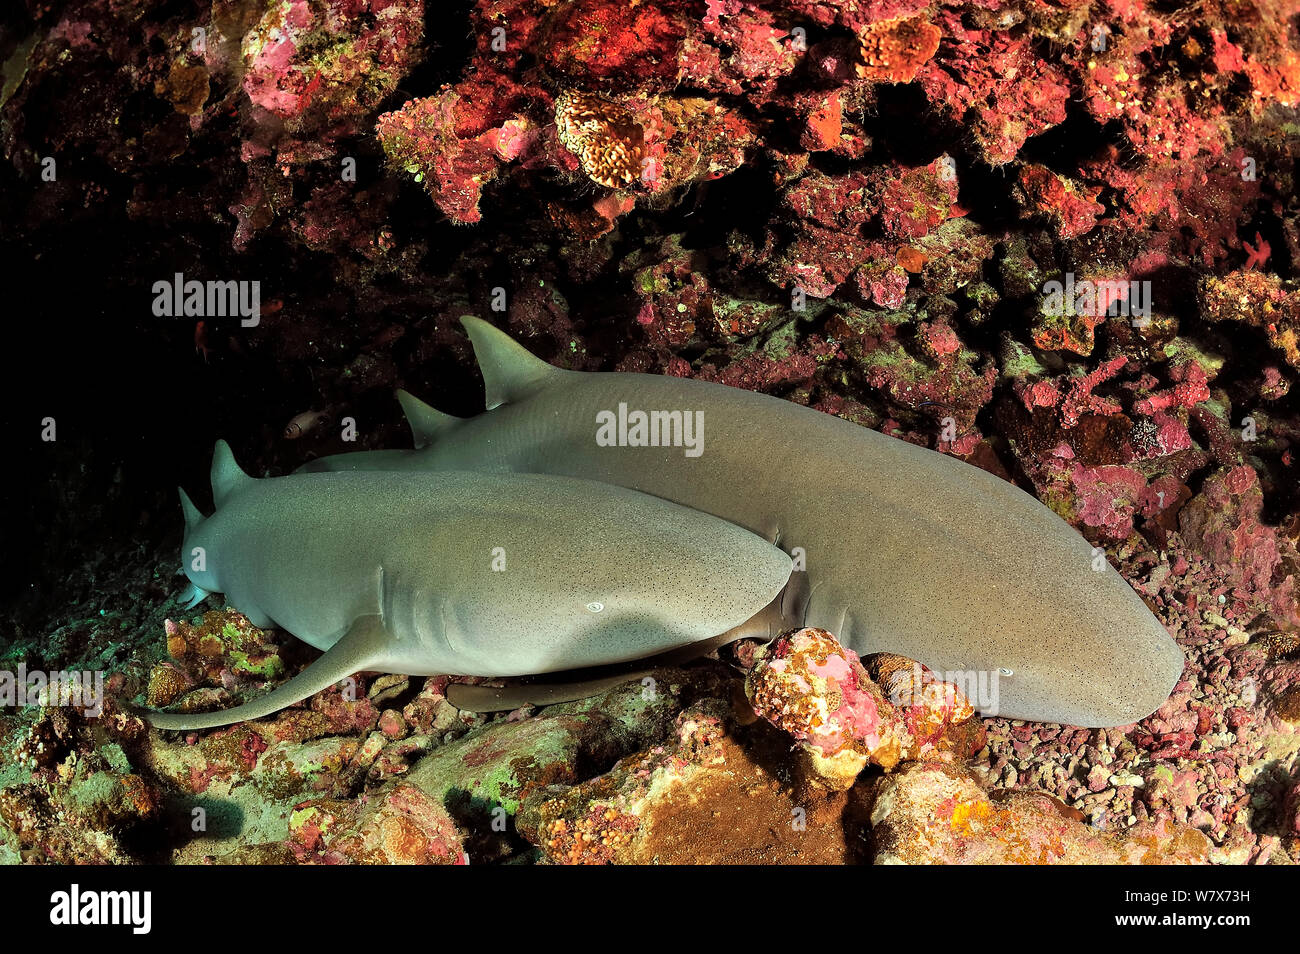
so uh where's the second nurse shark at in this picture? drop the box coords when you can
[301,316,1184,728]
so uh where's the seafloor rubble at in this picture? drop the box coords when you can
[1,0,1299,863]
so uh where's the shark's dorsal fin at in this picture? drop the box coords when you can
[210,439,255,509]
[395,389,464,449]
[178,486,206,535]
[460,316,569,410]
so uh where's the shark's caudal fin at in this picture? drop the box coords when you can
[145,615,391,730]
[210,439,255,508]
[459,315,572,410]
[394,389,465,449]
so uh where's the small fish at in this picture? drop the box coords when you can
[194,321,211,362]
[283,410,331,440]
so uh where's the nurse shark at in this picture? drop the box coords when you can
[301,317,1185,728]
[147,442,792,730]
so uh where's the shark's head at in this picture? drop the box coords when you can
[176,439,257,610]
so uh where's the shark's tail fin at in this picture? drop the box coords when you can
[145,615,390,730]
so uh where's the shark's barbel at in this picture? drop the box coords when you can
[148,442,792,730]
[303,316,1186,727]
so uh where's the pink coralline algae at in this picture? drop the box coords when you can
[1133,363,1211,416]
[1050,356,1129,428]
[376,87,536,224]
[746,628,902,786]
[241,0,425,125]
[916,9,1069,165]
[875,158,961,242]
[695,1,802,94]
[1178,466,1300,627]
[288,785,466,864]
[1071,464,1153,540]
[744,629,984,789]
[1016,165,1105,241]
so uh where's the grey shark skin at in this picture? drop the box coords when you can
[150,443,792,730]
[303,316,1186,728]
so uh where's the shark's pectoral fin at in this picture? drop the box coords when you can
[234,604,274,629]
[178,582,212,610]
[145,614,391,731]
[394,389,465,448]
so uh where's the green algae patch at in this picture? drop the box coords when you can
[1,33,36,108]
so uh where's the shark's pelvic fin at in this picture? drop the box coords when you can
[395,389,465,449]
[210,439,255,509]
[145,614,391,730]
[459,315,570,410]
[445,631,751,713]
[447,673,642,712]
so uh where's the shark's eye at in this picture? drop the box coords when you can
[999,667,1014,676]
[585,601,604,613]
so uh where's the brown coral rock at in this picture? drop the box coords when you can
[555,90,645,188]
[856,17,942,83]
[146,664,191,708]
[870,762,1211,864]
[519,705,859,864]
